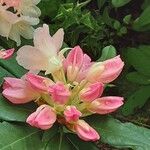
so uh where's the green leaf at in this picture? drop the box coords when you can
[0,66,13,86]
[123,14,132,24]
[119,26,127,34]
[0,122,42,150]
[97,45,117,61]
[44,133,72,150]
[0,94,33,122]
[126,72,150,85]
[126,46,150,76]
[113,20,121,30]
[0,53,27,78]
[39,0,61,18]
[122,86,150,116]
[67,134,99,150]
[89,116,150,150]
[97,0,106,9]
[112,0,132,7]
[133,6,150,31]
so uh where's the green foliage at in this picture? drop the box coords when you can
[89,116,150,150]
[112,0,132,7]
[0,122,42,150]
[121,45,150,115]
[97,45,117,61]
[133,6,150,31]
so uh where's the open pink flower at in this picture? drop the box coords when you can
[0,48,14,59]
[74,120,100,141]
[64,106,82,123]
[17,24,64,74]
[48,82,71,105]
[89,96,124,114]
[26,73,54,92]
[2,77,40,104]
[26,105,56,130]
[80,82,104,102]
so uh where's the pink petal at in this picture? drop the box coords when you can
[33,24,57,57]
[26,73,53,92]
[74,120,100,141]
[90,96,124,114]
[16,46,49,71]
[80,82,104,102]
[0,49,14,60]
[52,28,64,52]
[2,88,38,104]
[99,56,124,83]
[64,46,84,70]
[64,106,82,123]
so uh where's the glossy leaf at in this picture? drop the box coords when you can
[0,122,42,150]
[89,116,150,150]
[97,45,116,61]
[0,94,33,122]
[122,86,150,116]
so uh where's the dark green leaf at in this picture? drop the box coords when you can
[0,94,33,122]
[0,122,42,150]
[122,86,150,115]
[133,6,150,31]
[123,14,132,24]
[0,66,13,86]
[89,116,150,150]
[126,46,150,76]
[0,53,27,78]
[67,134,99,150]
[126,72,150,85]
[112,0,132,7]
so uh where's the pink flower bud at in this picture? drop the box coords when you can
[86,62,105,83]
[74,120,100,141]
[89,96,124,114]
[48,82,71,105]
[63,46,84,81]
[98,55,124,83]
[2,77,40,104]
[80,82,104,102]
[26,105,56,130]
[26,73,54,92]
[64,106,82,123]
[0,49,14,60]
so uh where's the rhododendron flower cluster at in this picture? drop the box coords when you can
[0,0,40,46]
[2,24,124,141]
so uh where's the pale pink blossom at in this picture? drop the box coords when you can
[0,48,14,59]
[48,82,70,105]
[89,96,124,114]
[64,106,82,123]
[26,73,54,92]
[26,104,56,130]
[17,24,64,74]
[80,82,104,102]
[74,120,100,141]
[2,77,40,104]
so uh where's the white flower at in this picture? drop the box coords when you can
[17,24,64,74]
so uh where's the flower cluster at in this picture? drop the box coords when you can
[2,24,124,141]
[0,0,40,46]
